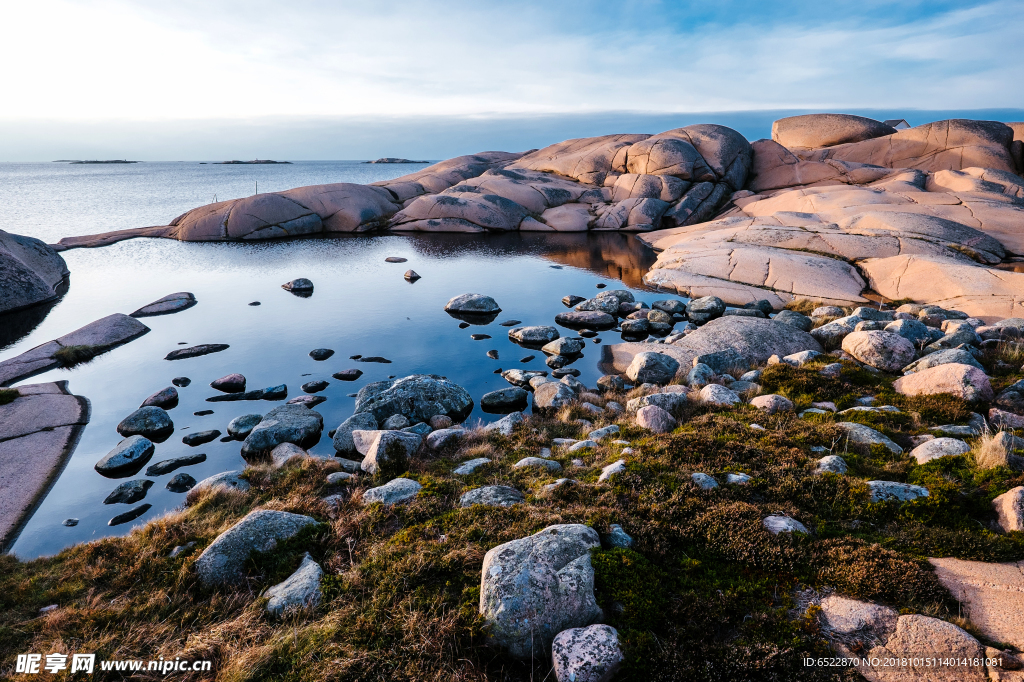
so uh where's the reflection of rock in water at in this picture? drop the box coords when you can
[401,232,657,289]
[0,280,67,351]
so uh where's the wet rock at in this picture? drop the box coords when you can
[360,431,422,474]
[141,386,178,409]
[206,389,265,402]
[241,404,323,458]
[893,363,993,402]
[555,311,616,330]
[836,422,903,455]
[130,292,197,318]
[211,374,246,393]
[108,504,152,527]
[480,524,602,658]
[166,472,197,493]
[332,368,363,381]
[309,348,334,361]
[63,518,78,527]
[508,326,562,348]
[499,319,522,327]
[145,453,207,476]
[172,377,191,387]
[194,409,213,416]
[910,437,970,464]
[227,413,263,439]
[362,477,422,505]
[551,624,624,682]
[763,515,808,534]
[103,479,153,504]
[404,270,420,281]
[460,485,525,507]
[332,412,378,454]
[282,278,314,294]
[182,430,220,447]
[95,435,155,476]
[265,553,322,618]
[355,375,474,424]
[867,481,929,502]
[445,293,501,314]
[481,387,530,413]
[261,384,288,400]
[487,350,499,359]
[165,344,229,361]
[750,394,794,414]
[195,509,318,585]
[117,406,174,442]
[484,411,526,436]
[470,333,491,340]
[301,380,328,394]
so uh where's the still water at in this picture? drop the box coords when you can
[5,232,661,559]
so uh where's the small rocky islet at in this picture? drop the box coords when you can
[1,113,1024,680]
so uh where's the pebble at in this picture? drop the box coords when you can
[385,256,407,263]
[487,350,499,359]
[182,430,221,446]
[459,322,470,329]
[471,334,491,340]
[404,270,421,281]
[172,377,191,387]
[193,410,213,416]
[248,301,260,306]
[62,518,78,527]
[499,320,522,327]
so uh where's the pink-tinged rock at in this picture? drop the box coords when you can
[551,624,624,682]
[990,408,1024,429]
[930,556,1024,650]
[841,331,916,372]
[772,114,897,150]
[892,363,993,402]
[635,405,676,433]
[993,486,1024,532]
[749,394,794,414]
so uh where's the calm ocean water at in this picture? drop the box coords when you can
[0,161,663,559]
[0,160,434,244]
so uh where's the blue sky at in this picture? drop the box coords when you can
[0,0,1021,159]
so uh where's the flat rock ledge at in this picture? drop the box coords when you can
[0,313,150,387]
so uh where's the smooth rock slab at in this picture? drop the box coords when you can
[130,292,197,318]
[910,437,970,464]
[929,556,1024,651]
[362,477,422,505]
[95,435,155,477]
[551,624,624,682]
[195,510,318,585]
[480,524,602,658]
[265,553,323,618]
[460,485,525,507]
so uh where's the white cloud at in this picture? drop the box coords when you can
[0,0,1020,121]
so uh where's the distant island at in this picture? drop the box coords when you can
[216,160,292,164]
[363,158,429,164]
[54,160,139,164]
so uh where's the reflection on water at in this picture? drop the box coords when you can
[4,231,670,558]
[0,280,68,351]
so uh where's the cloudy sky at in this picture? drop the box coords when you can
[1,0,1022,159]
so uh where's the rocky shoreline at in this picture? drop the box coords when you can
[2,113,1024,680]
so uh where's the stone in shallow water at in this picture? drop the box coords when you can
[354,374,473,424]
[384,256,407,263]
[141,386,178,409]
[95,435,155,476]
[332,369,363,381]
[108,503,152,527]
[117,406,174,441]
[165,344,229,361]
[227,413,262,439]
[282,278,314,294]
[182,429,220,446]
[146,453,207,476]
[241,404,323,458]
[499,319,521,327]
[444,293,501,314]
[308,348,334,361]
[172,377,190,387]
[62,518,78,527]
[301,380,328,393]
[166,472,197,493]
[103,479,153,504]
[404,269,420,281]
[211,373,246,393]
[130,292,197,318]
[481,387,529,413]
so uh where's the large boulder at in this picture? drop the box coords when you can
[771,114,897,150]
[0,229,69,315]
[892,363,993,402]
[841,331,916,372]
[240,404,324,458]
[480,524,602,658]
[170,193,324,241]
[354,375,474,424]
[194,509,318,585]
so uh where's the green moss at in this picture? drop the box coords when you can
[0,388,18,405]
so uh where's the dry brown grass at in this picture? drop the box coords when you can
[975,430,1011,470]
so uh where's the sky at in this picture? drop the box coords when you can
[1,0,1022,159]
